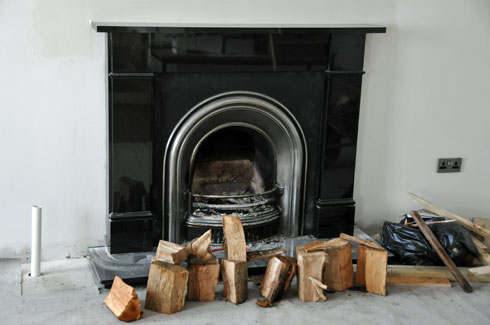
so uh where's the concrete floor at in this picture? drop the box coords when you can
[2,258,490,324]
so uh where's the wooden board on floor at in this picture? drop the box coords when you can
[387,277,451,288]
[378,265,490,283]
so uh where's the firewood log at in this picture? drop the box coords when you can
[187,263,220,302]
[145,261,189,314]
[258,256,297,306]
[296,245,328,302]
[220,259,248,304]
[155,240,188,265]
[356,245,366,285]
[186,229,215,263]
[222,215,247,262]
[365,247,388,296]
[104,276,143,322]
[323,238,354,291]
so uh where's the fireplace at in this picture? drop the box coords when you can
[165,92,306,244]
[97,25,386,253]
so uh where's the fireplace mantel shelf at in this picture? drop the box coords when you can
[91,21,386,33]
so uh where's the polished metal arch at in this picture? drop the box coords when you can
[163,91,307,243]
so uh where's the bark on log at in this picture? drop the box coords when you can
[155,240,189,265]
[187,263,220,302]
[259,256,297,305]
[222,215,247,262]
[247,248,286,261]
[296,245,328,302]
[220,259,248,304]
[104,276,143,322]
[323,238,354,291]
[145,261,189,314]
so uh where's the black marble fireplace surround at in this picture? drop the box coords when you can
[98,25,386,253]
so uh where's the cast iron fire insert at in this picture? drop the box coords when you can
[96,25,386,253]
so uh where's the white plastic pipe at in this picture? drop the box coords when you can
[31,205,42,277]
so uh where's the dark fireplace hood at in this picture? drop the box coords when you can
[95,23,386,253]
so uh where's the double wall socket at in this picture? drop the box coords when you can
[437,158,462,173]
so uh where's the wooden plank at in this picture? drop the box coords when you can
[104,276,143,322]
[222,215,247,262]
[408,192,490,238]
[296,245,328,302]
[387,277,451,288]
[323,238,354,291]
[473,237,490,266]
[247,248,286,261]
[356,245,366,285]
[155,240,189,265]
[220,259,248,304]
[145,261,189,314]
[469,265,490,276]
[365,247,388,296]
[378,265,490,283]
[411,210,473,293]
[339,233,384,251]
[187,263,220,302]
[472,217,490,248]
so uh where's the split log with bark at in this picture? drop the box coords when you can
[145,261,189,314]
[220,259,248,304]
[296,245,328,302]
[257,256,297,307]
[104,276,143,322]
[155,240,188,265]
[187,263,220,302]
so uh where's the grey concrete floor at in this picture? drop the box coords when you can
[1,258,490,324]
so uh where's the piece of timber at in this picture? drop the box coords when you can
[259,256,297,304]
[339,233,384,251]
[187,263,220,302]
[365,247,388,296]
[472,217,490,248]
[296,245,328,302]
[472,237,490,266]
[220,259,248,304]
[188,252,217,265]
[309,277,328,301]
[323,238,354,291]
[409,192,490,238]
[378,265,490,282]
[104,276,143,322]
[411,210,473,293]
[304,241,328,253]
[145,261,189,314]
[356,245,366,285]
[187,229,214,262]
[469,265,490,276]
[247,248,286,261]
[387,277,451,288]
[155,240,189,265]
[222,215,247,262]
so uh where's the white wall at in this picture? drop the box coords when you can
[0,0,489,260]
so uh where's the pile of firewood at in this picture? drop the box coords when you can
[103,195,490,321]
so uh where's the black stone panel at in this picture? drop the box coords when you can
[316,203,355,238]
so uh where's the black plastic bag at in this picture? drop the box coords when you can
[381,213,479,266]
